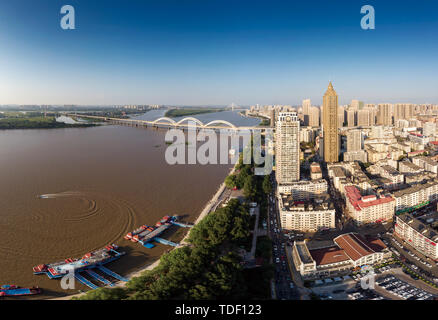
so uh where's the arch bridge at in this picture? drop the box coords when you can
[66,114,269,132]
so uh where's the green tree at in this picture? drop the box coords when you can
[262,175,272,195]
[224,174,237,189]
[243,175,257,200]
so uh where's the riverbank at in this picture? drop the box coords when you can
[50,164,237,300]
[0,116,97,130]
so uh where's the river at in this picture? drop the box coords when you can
[0,110,259,299]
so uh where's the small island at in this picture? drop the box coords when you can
[164,108,225,118]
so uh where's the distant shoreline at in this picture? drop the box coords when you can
[164,108,226,118]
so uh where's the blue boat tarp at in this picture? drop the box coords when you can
[1,288,32,296]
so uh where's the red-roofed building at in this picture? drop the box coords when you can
[334,233,389,267]
[292,233,391,278]
[344,185,395,225]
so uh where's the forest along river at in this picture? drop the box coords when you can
[0,110,259,298]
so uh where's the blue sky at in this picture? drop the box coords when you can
[0,0,437,106]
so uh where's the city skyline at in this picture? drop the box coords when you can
[0,0,438,105]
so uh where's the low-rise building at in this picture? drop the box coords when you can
[277,179,328,200]
[413,156,438,174]
[343,150,368,163]
[292,233,390,278]
[398,160,423,174]
[395,213,438,261]
[278,194,335,232]
[377,165,404,189]
[310,162,322,180]
[344,185,395,225]
[393,180,438,214]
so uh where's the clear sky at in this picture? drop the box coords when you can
[0,0,437,106]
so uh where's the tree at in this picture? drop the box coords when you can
[243,175,257,200]
[225,174,237,189]
[262,175,272,195]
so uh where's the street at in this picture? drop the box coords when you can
[267,173,300,300]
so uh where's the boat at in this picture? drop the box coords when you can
[124,224,148,240]
[125,216,177,245]
[0,285,41,297]
[33,244,125,279]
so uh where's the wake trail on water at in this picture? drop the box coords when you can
[38,191,83,199]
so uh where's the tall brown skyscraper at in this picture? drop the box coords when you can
[322,82,339,163]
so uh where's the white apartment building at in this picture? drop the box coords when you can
[344,185,395,225]
[343,150,368,163]
[393,180,438,213]
[347,129,363,152]
[395,214,438,261]
[377,165,404,188]
[423,122,436,137]
[398,160,423,174]
[277,179,328,200]
[413,157,438,174]
[275,112,300,184]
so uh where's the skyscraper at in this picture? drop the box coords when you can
[322,82,339,163]
[275,112,300,183]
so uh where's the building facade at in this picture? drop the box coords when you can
[322,82,339,163]
[275,112,300,183]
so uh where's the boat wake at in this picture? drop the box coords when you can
[38,191,83,199]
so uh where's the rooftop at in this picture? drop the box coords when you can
[398,213,438,242]
[344,185,394,211]
[309,246,350,266]
[334,233,386,262]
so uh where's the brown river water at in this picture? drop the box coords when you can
[0,122,237,299]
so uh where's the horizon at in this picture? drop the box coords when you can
[0,0,437,105]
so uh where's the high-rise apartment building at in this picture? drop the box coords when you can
[338,106,345,127]
[302,99,311,126]
[275,112,300,184]
[322,82,339,163]
[377,104,393,126]
[394,104,415,122]
[308,106,320,127]
[357,109,370,127]
[347,130,363,152]
[347,109,356,127]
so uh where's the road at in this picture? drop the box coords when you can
[267,173,301,300]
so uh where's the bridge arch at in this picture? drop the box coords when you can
[152,117,177,126]
[204,120,236,129]
[176,117,204,127]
